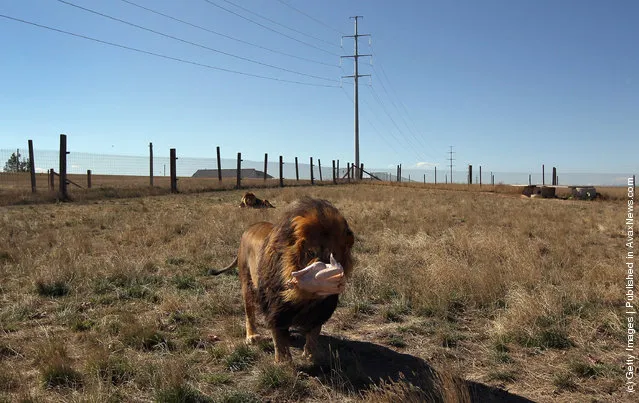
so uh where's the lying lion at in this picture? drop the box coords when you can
[239,192,275,208]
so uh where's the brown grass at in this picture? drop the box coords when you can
[0,183,631,401]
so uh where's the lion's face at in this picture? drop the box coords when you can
[243,193,257,206]
[277,198,354,280]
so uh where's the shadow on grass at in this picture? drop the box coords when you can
[290,332,534,403]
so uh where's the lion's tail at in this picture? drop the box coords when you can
[208,257,238,276]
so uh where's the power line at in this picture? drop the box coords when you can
[368,85,427,161]
[119,0,337,68]
[218,0,340,49]
[56,0,339,83]
[361,95,423,162]
[341,85,402,160]
[275,0,346,36]
[202,0,340,57]
[376,60,430,149]
[372,63,430,153]
[0,14,340,87]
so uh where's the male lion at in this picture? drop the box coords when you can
[239,192,275,208]
[212,197,354,362]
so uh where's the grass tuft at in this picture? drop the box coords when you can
[218,390,261,403]
[35,280,69,297]
[155,384,211,403]
[224,344,258,372]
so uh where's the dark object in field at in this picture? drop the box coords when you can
[239,192,275,208]
[212,197,354,363]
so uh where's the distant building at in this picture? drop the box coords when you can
[192,168,273,179]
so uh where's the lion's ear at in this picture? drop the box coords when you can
[345,228,354,248]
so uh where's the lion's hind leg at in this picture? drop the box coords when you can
[240,281,261,344]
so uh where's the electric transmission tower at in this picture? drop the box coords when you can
[448,146,455,183]
[341,16,370,180]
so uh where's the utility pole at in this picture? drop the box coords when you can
[448,146,455,184]
[342,16,370,181]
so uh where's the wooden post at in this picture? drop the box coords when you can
[424,174,426,184]
[542,164,545,186]
[479,166,482,187]
[318,159,322,181]
[445,174,448,184]
[468,165,473,185]
[216,146,222,182]
[236,152,242,189]
[529,174,532,185]
[336,160,340,180]
[552,167,557,186]
[310,157,314,185]
[149,142,154,187]
[295,157,299,181]
[332,160,336,184]
[263,153,268,181]
[170,148,178,193]
[87,170,92,189]
[279,156,283,187]
[360,163,364,180]
[59,134,68,200]
[28,140,36,193]
[399,164,402,183]
[347,163,351,182]
[49,168,55,190]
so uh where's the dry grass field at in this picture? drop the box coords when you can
[0,183,632,402]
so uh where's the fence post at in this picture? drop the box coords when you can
[542,164,545,186]
[216,146,222,182]
[59,134,68,200]
[445,174,448,184]
[87,170,92,189]
[28,140,36,193]
[310,157,314,185]
[424,174,426,184]
[332,160,336,184]
[399,164,402,182]
[468,165,472,185]
[336,160,340,180]
[279,156,283,187]
[479,166,482,187]
[264,153,268,181]
[435,166,437,184]
[552,167,557,186]
[149,142,154,187]
[295,157,299,181]
[170,148,178,193]
[49,168,55,190]
[529,174,532,186]
[318,159,323,181]
[236,152,242,189]
[347,163,351,182]
[360,163,364,180]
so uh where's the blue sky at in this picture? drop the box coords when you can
[1,0,637,177]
